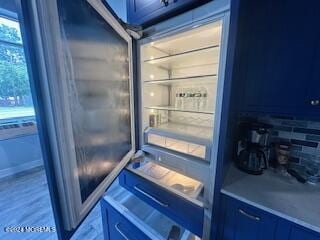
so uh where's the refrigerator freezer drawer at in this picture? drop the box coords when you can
[101,183,198,240]
[119,169,204,237]
[127,160,204,200]
[102,202,148,240]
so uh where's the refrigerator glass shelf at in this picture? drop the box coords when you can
[147,133,207,159]
[143,45,220,70]
[143,74,218,84]
[145,106,214,115]
[150,122,213,141]
[143,20,222,59]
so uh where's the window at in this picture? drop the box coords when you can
[0,16,35,121]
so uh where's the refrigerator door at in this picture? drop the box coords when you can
[20,0,135,239]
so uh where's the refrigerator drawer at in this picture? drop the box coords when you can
[144,127,211,161]
[103,202,148,240]
[102,183,198,240]
[119,168,204,237]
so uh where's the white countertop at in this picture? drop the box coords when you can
[221,164,320,233]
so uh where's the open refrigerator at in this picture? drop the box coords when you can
[21,0,231,239]
[120,18,228,239]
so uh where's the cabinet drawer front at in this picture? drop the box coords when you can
[222,195,277,240]
[119,169,204,237]
[103,201,150,240]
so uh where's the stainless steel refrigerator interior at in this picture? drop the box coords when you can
[140,21,222,161]
[134,11,230,239]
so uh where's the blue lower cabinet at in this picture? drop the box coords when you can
[119,169,204,237]
[101,197,150,240]
[220,195,278,240]
[275,219,320,240]
[219,194,320,240]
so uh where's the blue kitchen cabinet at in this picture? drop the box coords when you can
[238,0,320,116]
[127,0,211,26]
[275,219,320,240]
[219,194,320,240]
[219,195,278,240]
[287,228,320,240]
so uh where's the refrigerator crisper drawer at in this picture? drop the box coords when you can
[102,200,148,240]
[101,184,198,240]
[119,167,204,237]
[145,127,211,161]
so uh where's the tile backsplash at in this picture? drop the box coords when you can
[242,115,320,172]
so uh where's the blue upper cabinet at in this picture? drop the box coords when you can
[127,0,211,26]
[237,0,320,116]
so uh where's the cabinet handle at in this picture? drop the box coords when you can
[134,185,169,207]
[115,223,130,240]
[311,100,320,106]
[238,208,260,221]
[160,0,169,7]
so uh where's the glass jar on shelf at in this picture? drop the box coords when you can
[149,110,161,127]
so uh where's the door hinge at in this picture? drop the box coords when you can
[122,22,143,40]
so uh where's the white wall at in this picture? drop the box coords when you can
[0,134,43,179]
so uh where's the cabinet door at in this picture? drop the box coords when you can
[127,0,210,26]
[288,227,320,240]
[127,0,162,24]
[238,0,271,112]
[20,0,135,239]
[221,195,277,240]
[305,31,320,115]
[240,0,320,116]
[276,219,320,240]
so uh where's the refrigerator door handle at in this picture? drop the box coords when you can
[115,223,130,240]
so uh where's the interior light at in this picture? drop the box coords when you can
[150,42,154,46]
[150,56,154,60]
[150,92,154,97]
[150,74,154,79]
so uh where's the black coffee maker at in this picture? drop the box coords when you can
[236,122,272,175]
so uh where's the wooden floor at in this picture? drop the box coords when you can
[0,167,103,240]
